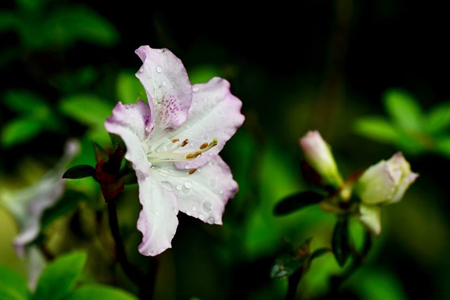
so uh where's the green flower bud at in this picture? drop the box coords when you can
[299,131,343,188]
[355,152,418,235]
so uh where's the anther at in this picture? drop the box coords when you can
[199,142,209,150]
[188,168,197,175]
[186,151,201,160]
[172,138,180,143]
[181,139,189,147]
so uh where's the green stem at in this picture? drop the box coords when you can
[285,269,304,300]
[107,196,157,299]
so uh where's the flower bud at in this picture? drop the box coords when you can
[355,152,418,206]
[299,131,343,188]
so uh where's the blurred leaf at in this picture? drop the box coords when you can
[63,165,96,179]
[351,269,408,300]
[0,264,30,300]
[383,88,423,131]
[46,6,119,47]
[332,216,351,267]
[425,102,450,134]
[189,65,223,84]
[116,71,147,104]
[59,94,113,127]
[354,117,400,144]
[274,191,323,215]
[3,90,50,118]
[309,248,331,262]
[65,285,138,300]
[434,136,450,159]
[0,11,18,32]
[40,190,86,229]
[54,67,98,93]
[1,118,42,147]
[32,251,87,300]
[15,0,42,12]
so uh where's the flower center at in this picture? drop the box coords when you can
[146,138,217,174]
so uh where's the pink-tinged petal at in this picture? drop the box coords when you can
[169,77,244,170]
[105,101,152,177]
[135,46,192,136]
[137,174,179,256]
[154,155,238,225]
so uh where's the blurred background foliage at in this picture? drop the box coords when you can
[1,0,449,299]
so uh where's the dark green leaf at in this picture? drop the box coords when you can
[45,6,119,48]
[0,264,30,300]
[353,117,400,144]
[63,165,96,179]
[332,216,351,267]
[309,247,331,262]
[32,251,87,300]
[40,190,86,229]
[383,88,423,131]
[0,11,18,32]
[65,285,138,300]
[435,136,450,158]
[274,191,324,215]
[270,253,303,278]
[1,118,42,147]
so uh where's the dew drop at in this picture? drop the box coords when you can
[157,49,164,53]
[184,181,193,189]
[185,164,191,169]
[156,66,163,73]
[192,86,199,92]
[176,184,182,191]
[162,81,167,87]
[207,217,215,224]
[138,67,144,73]
[202,134,209,140]
[202,201,212,213]
[192,206,197,211]
[198,213,205,220]
[150,249,155,255]
[161,181,173,191]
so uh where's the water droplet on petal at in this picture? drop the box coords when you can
[198,213,205,220]
[192,206,197,211]
[207,217,215,224]
[150,249,155,255]
[185,164,191,169]
[202,201,212,213]
[192,86,199,92]
[184,181,193,189]
[138,67,144,73]
[162,81,167,87]
[176,184,182,191]
[157,49,164,53]
[156,66,163,73]
[161,181,173,191]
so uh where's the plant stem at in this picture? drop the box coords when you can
[285,269,304,300]
[107,196,157,299]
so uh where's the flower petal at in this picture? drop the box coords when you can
[167,77,244,170]
[105,101,152,177]
[135,46,192,137]
[389,172,419,204]
[137,174,179,256]
[153,155,238,225]
[358,204,382,236]
[356,161,397,205]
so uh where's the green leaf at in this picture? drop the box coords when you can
[63,165,96,179]
[425,102,450,134]
[65,285,138,300]
[3,90,50,118]
[270,253,303,278]
[332,216,351,267]
[309,248,331,262]
[353,117,400,144]
[0,265,30,300]
[45,6,119,48]
[274,191,324,215]
[383,88,423,131]
[40,190,86,229]
[188,65,223,84]
[59,94,113,127]
[116,71,147,104]
[0,11,18,32]
[1,118,42,147]
[434,136,450,158]
[32,251,87,300]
